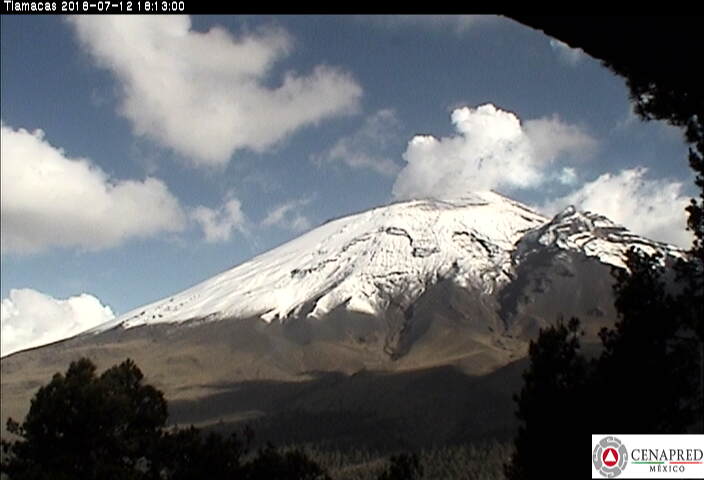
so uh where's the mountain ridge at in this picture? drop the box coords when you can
[1,190,686,447]
[89,191,681,336]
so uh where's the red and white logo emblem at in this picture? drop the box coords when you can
[593,436,628,477]
[602,447,619,467]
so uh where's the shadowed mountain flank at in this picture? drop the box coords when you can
[168,361,529,450]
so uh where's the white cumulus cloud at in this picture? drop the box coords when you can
[1,289,115,357]
[392,104,596,200]
[191,197,246,243]
[541,168,692,248]
[69,16,362,166]
[523,115,596,162]
[1,123,186,255]
[313,109,401,176]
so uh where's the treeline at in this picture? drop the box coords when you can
[504,248,702,479]
[504,22,704,478]
[283,441,510,480]
[0,358,431,480]
[0,354,514,479]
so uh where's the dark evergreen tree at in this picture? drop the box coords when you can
[504,318,589,480]
[592,28,704,432]
[592,249,700,433]
[152,426,245,480]
[1,358,331,480]
[505,22,704,480]
[1,358,167,480]
[507,133,703,476]
[681,121,704,432]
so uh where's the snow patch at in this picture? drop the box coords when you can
[516,206,683,268]
[88,193,681,335]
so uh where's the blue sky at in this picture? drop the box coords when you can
[0,15,696,355]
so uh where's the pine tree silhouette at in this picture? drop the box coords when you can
[505,318,588,480]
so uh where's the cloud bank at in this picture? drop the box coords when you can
[1,289,115,357]
[1,123,186,254]
[542,168,692,248]
[69,16,362,166]
[392,104,596,200]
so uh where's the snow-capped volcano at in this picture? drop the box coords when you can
[2,191,687,448]
[98,191,544,330]
[95,191,680,333]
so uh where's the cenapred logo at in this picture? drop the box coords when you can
[592,434,704,479]
[593,436,629,478]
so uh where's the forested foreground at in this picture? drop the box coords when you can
[289,442,511,480]
[0,356,512,480]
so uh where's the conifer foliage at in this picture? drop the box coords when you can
[506,17,704,479]
[0,358,329,480]
[504,318,588,480]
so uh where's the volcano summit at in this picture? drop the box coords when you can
[0,191,682,447]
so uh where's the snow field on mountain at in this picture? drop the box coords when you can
[93,191,682,333]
